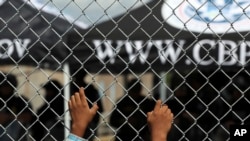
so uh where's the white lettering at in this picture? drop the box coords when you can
[92,39,250,68]
[234,129,247,136]
[0,39,14,59]
[135,41,153,64]
[125,40,153,64]
[155,40,184,63]
[193,39,215,65]
[94,40,123,64]
[14,39,31,58]
[242,129,247,135]
[125,41,137,63]
[218,40,237,65]
[0,38,31,59]
[239,41,250,65]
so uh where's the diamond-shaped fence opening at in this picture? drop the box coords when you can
[0,0,250,141]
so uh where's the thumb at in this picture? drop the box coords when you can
[147,111,153,120]
[90,103,99,115]
[147,111,153,117]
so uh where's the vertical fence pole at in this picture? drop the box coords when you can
[63,63,71,139]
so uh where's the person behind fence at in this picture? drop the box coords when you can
[71,69,103,140]
[31,80,64,140]
[67,87,174,141]
[110,78,155,141]
[165,74,190,141]
[0,73,33,141]
[166,72,216,141]
[214,74,250,141]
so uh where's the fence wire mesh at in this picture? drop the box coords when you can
[0,0,250,141]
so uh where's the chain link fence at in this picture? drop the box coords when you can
[1,0,250,140]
